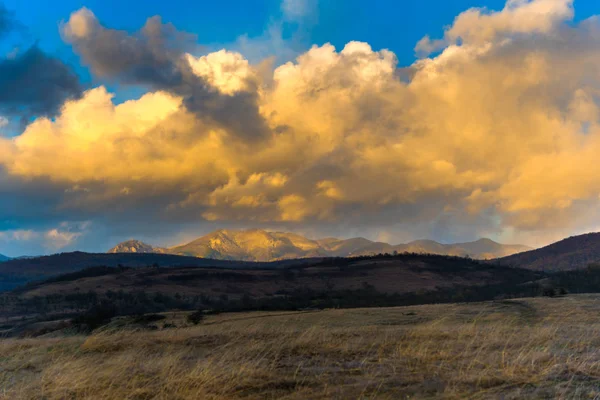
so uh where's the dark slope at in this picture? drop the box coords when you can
[0,251,324,291]
[494,233,600,272]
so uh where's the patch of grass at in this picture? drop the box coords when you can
[3,295,600,398]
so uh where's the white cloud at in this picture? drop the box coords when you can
[0,230,38,242]
[44,221,91,250]
[281,0,314,20]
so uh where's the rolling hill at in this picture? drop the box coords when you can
[494,232,600,271]
[0,251,326,292]
[9,253,543,312]
[109,229,531,261]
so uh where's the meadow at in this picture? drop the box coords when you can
[3,294,600,399]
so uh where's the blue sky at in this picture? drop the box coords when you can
[4,0,596,59]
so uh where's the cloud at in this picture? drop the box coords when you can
[44,221,90,250]
[0,229,38,242]
[0,222,90,255]
[0,3,82,121]
[281,0,316,21]
[416,0,574,55]
[61,8,197,87]
[0,46,82,120]
[61,8,270,141]
[0,2,18,38]
[232,0,317,65]
[5,0,600,249]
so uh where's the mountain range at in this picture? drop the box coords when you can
[108,229,532,262]
[0,254,10,262]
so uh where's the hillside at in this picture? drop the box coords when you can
[0,252,265,292]
[0,251,328,292]
[16,254,539,301]
[110,229,531,261]
[0,254,10,262]
[494,232,600,271]
[1,253,543,335]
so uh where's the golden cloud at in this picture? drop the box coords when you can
[2,0,600,235]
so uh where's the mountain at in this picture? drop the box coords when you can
[449,238,532,259]
[0,254,10,262]
[494,232,600,272]
[349,238,530,259]
[170,229,329,261]
[108,240,166,254]
[109,229,531,262]
[316,237,375,256]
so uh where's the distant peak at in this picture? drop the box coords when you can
[108,240,163,254]
[475,238,498,244]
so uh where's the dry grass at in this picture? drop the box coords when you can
[3,295,600,399]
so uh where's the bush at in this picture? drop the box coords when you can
[558,287,568,296]
[73,301,117,330]
[187,310,204,325]
[133,314,166,324]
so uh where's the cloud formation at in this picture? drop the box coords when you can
[61,8,270,141]
[0,2,82,122]
[3,0,600,251]
[0,46,82,120]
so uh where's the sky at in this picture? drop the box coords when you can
[1,0,600,256]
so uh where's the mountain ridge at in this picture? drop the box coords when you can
[494,232,600,272]
[109,229,532,262]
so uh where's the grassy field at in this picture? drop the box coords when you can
[3,295,600,399]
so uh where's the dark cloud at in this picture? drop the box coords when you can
[62,13,196,87]
[0,3,20,39]
[0,2,82,121]
[0,46,82,120]
[62,9,270,140]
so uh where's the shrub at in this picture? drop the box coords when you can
[187,310,204,325]
[133,314,166,324]
[73,301,117,330]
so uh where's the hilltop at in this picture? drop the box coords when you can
[495,232,600,271]
[109,229,531,261]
